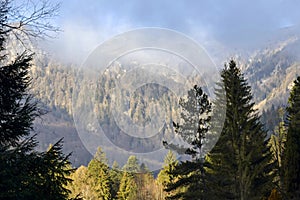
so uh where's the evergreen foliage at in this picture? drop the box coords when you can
[268,107,286,192]
[282,76,300,199]
[122,155,140,173]
[117,171,137,200]
[0,53,38,146]
[157,150,178,187]
[87,147,111,200]
[0,52,73,199]
[109,161,122,199]
[163,85,212,199]
[0,1,73,199]
[207,60,274,200]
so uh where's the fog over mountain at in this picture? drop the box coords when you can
[43,0,300,65]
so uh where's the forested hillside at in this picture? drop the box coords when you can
[2,0,300,199]
[243,37,300,111]
[21,35,300,167]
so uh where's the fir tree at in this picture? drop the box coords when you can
[157,151,180,199]
[0,50,73,200]
[282,76,300,199]
[122,155,140,173]
[34,139,74,200]
[87,147,111,200]
[163,85,212,199]
[0,53,74,199]
[0,53,39,146]
[207,60,274,200]
[109,161,122,199]
[157,150,178,187]
[117,171,137,200]
[268,107,286,193]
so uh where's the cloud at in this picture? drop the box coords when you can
[43,0,300,64]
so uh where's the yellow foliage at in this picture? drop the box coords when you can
[268,189,282,200]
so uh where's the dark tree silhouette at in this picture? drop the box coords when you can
[207,60,274,200]
[283,76,300,199]
[0,1,73,199]
[163,85,212,199]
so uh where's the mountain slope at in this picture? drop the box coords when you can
[243,37,300,111]
[6,34,299,167]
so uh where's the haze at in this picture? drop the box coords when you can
[44,0,300,64]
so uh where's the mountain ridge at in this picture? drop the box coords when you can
[12,33,300,167]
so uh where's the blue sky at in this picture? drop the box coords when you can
[45,0,300,63]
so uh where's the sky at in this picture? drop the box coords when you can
[43,0,300,64]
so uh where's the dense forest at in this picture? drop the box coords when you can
[1,0,300,200]
[63,62,300,200]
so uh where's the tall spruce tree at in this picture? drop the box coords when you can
[118,156,140,200]
[163,85,212,200]
[0,54,74,199]
[207,60,274,200]
[0,53,38,146]
[282,76,300,199]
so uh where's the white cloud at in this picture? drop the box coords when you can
[42,0,300,64]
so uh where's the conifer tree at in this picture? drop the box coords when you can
[34,139,73,200]
[109,161,122,199]
[157,151,179,199]
[0,53,38,146]
[282,76,300,199]
[157,151,178,186]
[207,60,274,200]
[87,147,111,200]
[163,85,212,199]
[117,171,137,200]
[0,1,73,199]
[268,107,286,192]
[0,45,73,200]
[122,155,140,173]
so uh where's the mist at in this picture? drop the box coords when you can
[42,0,300,65]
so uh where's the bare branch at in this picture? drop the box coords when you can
[2,0,61,45]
